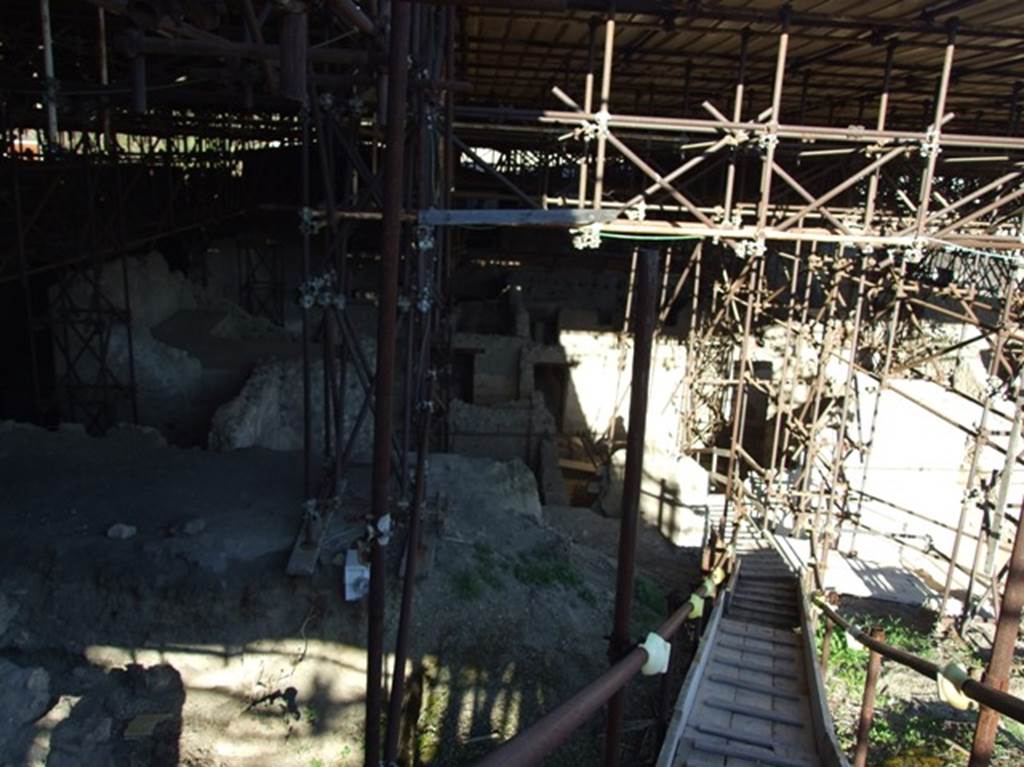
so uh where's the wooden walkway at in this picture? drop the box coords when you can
[658,524,847,767]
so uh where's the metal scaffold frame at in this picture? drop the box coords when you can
[4,2,1024,766]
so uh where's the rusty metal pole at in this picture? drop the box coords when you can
[591,12,615,210]
[301,110,314,499]
[384,374,435,764]
[39,0,59,146]
[604,248,659,767]
[722,28,749,224]
[852,627,885,767]
[914,20,957,240]
[577,19,597,209]
[968,498,1024,767]
[946,276,1016,620]
[366,4,411,766]
[864,41,895,231]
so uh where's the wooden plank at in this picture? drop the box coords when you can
[719,618,800,641]
[717,639,801,662]
[711,656,799,679]
[704,696,806,726]
[691,736,814,767]
[707,673,801,700]
[726,607,798,629]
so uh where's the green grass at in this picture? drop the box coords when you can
[512,541,595,605]
[817,613,959,765]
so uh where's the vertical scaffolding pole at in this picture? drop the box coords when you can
[864,42,895,231]
[384,374,435,764]
[755,7,789,236]
[301,111,314,498]
[591,13,615,210]
[941,277,1014,618]
[979,388,1024,621]
[577,19,597,210]
[39,0,58,147]
[914,21,956,239]
[722,29,749,225]
[365,4,411,765]
[604,248,659,767]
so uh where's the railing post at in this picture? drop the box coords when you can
[969,498,1024,767]
[852,627,885,767]
[604,248,659,767]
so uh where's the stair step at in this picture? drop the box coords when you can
[706,672,801,700]
[704,696,805,726]
[690,736,814,767]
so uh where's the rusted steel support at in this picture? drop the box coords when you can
[852,627,885,767]
[864,41,895,231]
[39,0,59,145]
[577,19,597,210]
[980,391,1024,620]
[591,14,614,210]
[824,262,864,567]
[97,7,112,147]
[723,250,765,527]
[365,4,412,766]
[300,111,314,498]
[897,171,1024,238]
[384,373,436,764]
[776,145,909,231]
[969,498,1024,767]
[914,21,957,239]
[604,248,659,767]
[755,7,789,234]
[722,28,749,223]
[941,276,1015,618]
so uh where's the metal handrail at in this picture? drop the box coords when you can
[813,596,1024,725]
[471,551,733,767]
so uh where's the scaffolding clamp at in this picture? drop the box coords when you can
[701,577,717,599]
[417,286,433,314]
[757,132,779,153]
[710,565,727,586]
[298,270,344,309]
[625,200,647,221]
[571,223,602,250]
[937,662,974,710]
[640,632,672,676]
[415,224,436,253]
[298,206,324,236]
[366,513,393,547]
[919,127,942,159]
[686,592,705,620]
